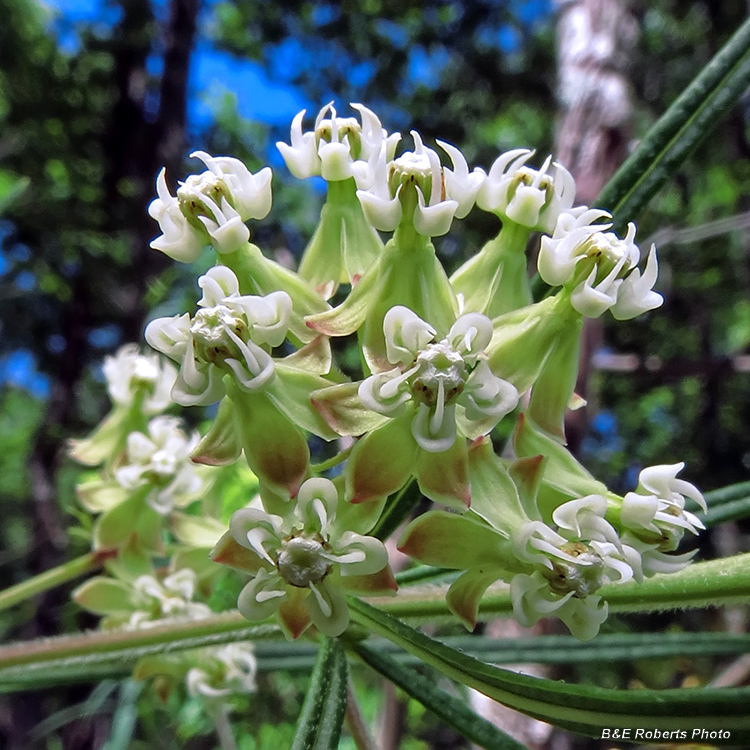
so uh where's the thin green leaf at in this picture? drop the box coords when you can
[353,642,528,750]
[597,17,750,231]
[701,495,750,526]
[703,480,750,505]
[291,638,348,750]
[349,598,750,741]
[102,681,144,750]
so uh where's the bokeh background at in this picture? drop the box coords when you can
[1,0,750,747]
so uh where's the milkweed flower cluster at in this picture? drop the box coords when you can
[69,102,701,648]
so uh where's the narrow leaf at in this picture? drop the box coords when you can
[291,637,348,750]
[348,598,750,741]
[353,642,528,750]
[597,17,750,231]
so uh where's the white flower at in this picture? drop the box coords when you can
[186,643,258,701]
[436,140,486,219]
[145,267,292,406]
[539,213,663,319]
[125,569,212,629]
[620,463,705,551]
[358,306,518,452]
[102,344,176,415]
[229,477,388,637]
[148,169,205,262]
[356,131,463,236]
[114,416,202,515]
[149,153,272,259]
[188,151,272,222]
[511,571,608,641]
[277,103,398,184]
[476,149,576,233]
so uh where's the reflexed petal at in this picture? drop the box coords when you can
[277,586,312,639]
[191,397,241,466]
[345,415,417,504]
[415,435,470,509]
[73,577,137,616]
[311,381,391,437]
[447,568,506,630]
[611,246,663,320]
[467,437,532,531]
[210,531,267,574]
[398,510,516,570]
[229,387,310,497]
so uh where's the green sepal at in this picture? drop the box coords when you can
[228,384,310,499]
[305,251,385,338]
[171,511,227,548]
[133,654,190,682]
[209,530,265,574]
[76,478,130,513]
[68,405,139,467]
[513,414,608,519]
[447,568,509,631]
[467,437,531,532]
[93,490,163,553]
[280,335,333,376]
[415,436,470,509]
[332,495,387,537]
[191,396,241,466]
[311,381,390,437]
[359,233,458,372]
[266,363,340,441]
[104,535,153,581]
[73,576,137,616]
[345,414,416,504]
[170,545,223,595]
[298,178,383,297]
[527,321,582,443]
[398,510,517,571]
[220,242,330,345]
[450,224,532,317]
[342,565,399,595]
[508,454,547,522]
[486,293,579,394]
[278,586,312,640]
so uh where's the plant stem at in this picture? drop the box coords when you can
[1,554,749,679]
[311,445,353,473]
[209,703,239,750]
[345,679,378,750]
[0,550,115,613]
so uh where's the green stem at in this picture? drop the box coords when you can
[0,550,114,613]
[311,445,353,473]
[365,552,750,621]
[1,554,748,679]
